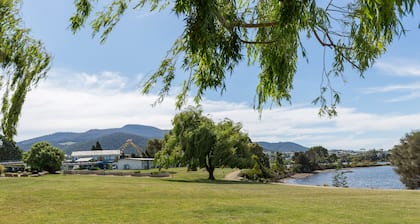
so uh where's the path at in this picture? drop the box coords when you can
[224,169,243,181]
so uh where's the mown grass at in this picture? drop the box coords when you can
[0,168,419,224]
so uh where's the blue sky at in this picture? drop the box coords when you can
[16,1,420,150]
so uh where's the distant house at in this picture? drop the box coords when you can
[63,149,154,170]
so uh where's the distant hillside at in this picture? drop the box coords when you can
[17,124,307,155]
[62,132,150,155]
[257,141,307,152]
[17,124,168,153]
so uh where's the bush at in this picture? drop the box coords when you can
[0,164,5,175]
[332,170,348,188]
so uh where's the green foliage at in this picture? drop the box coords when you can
[350,149,388,165]
[71,0,419,115]
[332,170,348,188]
[328,154,338,164]
[272,152,286,175]
[155,106,253,180]
[146,138,162,158]
[91,141,103,150]
[247,143,272,179]
[305,145,329,170]
[0,135,22,161]
[292,152,312,173]
[390,131,420,189]
[24,142,64,173]
[0,0,51,139]
[292,146,331,172]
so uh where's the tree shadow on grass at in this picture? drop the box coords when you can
[162,178,263,185]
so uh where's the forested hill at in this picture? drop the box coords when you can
[17,124,168,154]
[256,141,308,152]
[17,124,307,154]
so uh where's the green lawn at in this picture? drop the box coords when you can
[0,168,419,224]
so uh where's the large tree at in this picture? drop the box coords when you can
[0,135,22,161]
[0,0,51,140]
[71,0,418,115]
[305,145,329,170]
[390,131,420,189]
[155,107,252,180]
[24,142,64,173]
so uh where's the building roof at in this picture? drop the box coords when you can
[75,157,93,162]
[120,158,154,161]
[71,150,121,157]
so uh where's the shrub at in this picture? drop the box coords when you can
[332,170,348,188]
[0,164,5,175]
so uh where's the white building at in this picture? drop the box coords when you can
[116,158,155,170]
[64,150,154,170]
[71,150,120,162]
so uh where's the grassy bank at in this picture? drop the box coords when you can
[0,168,419,224]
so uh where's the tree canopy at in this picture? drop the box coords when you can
[24,142,64,173]
[0,0,51,140]
[390,131,420,189]
[0,135,22,161]
[155,106,253,180]
[91,141,103,150]
[146,138,162,157]
[71,0,419,115]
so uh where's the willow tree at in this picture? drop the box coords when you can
[390,131,420,189]
[71,0,418,115]
[0,0,51,140]
[156,107,252,180]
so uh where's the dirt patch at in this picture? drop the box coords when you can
[224,170,243,181]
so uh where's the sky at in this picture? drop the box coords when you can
[15,0,420,150]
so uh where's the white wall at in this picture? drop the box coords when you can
[116,159,154,170]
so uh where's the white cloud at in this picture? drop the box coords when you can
[363,82,420,102]
[16,68,420,150]
[364,82,420,94]
[375,60,420,77]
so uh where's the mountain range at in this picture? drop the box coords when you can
[17,124,168,154]
[17,124,307,154]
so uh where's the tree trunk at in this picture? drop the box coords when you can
[207,166,215,180]
[206,154,215,180]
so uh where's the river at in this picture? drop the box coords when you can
[286,166,408,189]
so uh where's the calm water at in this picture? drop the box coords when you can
[287,166,408,189]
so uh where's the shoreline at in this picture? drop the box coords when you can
[280,164,391,183]
[280,168,337,183]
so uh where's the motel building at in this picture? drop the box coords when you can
[63,149,155,171]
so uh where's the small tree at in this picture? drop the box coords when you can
[332,170,348,188]
[24,142,64,173]
[390,131,420,189]
[91,141,103,150]
[272,152,286,175]
[247,143,272,180]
